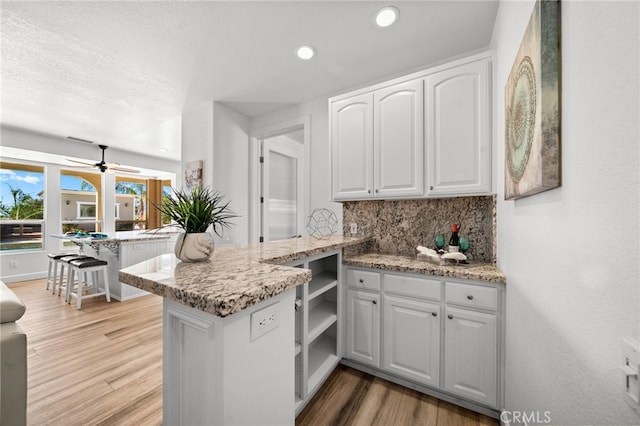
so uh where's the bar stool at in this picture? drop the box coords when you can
[46,253,69,293]
[66,258,111,309]
[53,254,93,297]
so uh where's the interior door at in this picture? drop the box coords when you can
[261,132,304,242]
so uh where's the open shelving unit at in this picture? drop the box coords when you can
[287,250,341,416]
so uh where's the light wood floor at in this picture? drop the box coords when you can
[9,279,497,426]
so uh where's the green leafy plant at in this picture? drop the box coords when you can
[152,186,236,236]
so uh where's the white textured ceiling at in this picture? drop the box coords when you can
[1,1,499,160]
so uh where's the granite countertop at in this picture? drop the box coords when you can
[343,252,506,284]
[118,235,370,317]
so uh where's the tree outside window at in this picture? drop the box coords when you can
[0,162,45,251]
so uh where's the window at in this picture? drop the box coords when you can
[0,161,45,251]
[115,178,147,231]
[60,172,101,244]
[77,202,97,219]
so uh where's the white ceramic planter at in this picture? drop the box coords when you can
[174,232,214,262]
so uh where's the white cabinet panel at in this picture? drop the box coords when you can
[346,289,380,367]
[426,59,492,196]
[444,306,497,407]
[331,93,374,200]
[383,295,440,387]
[374,79,424,197]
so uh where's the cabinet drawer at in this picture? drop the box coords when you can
[445,282,497,311]
[383,274,441,301]
[346,269,381,291]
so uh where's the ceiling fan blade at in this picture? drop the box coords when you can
[109,165,141,174]
[67,159,97,167]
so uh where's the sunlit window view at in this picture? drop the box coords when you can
[115,177,147,231]
[0,162,45,251]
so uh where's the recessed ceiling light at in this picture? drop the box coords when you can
[375,6,399,28]
[296,45,316,60]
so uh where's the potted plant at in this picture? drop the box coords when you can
[153,186,236,262]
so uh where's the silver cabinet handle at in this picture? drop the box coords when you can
[467,295,474,300]
[375,189,379,193]
[448,314,454,320]
[367,189,371,194]
[431,312,437,317]
[359,278,364,283]
[430,185,434,190]
[372,300,377,305]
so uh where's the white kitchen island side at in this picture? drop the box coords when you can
[118,236,368,426]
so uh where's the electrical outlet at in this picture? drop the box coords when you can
[350,223,358,234]
[251,302,280,341]
[8,261,18,269]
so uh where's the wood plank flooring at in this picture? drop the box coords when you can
[9,279,497,426]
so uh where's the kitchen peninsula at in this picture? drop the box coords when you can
[56,231,177,300]
[118,235,368,426]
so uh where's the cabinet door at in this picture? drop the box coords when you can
[345,289,380,367]
[374,79,424,197]
[383,295,440,387]
[331,93,374,200]
[425,59,491,196]
[444,306,497,407]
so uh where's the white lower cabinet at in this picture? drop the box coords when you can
[343,266,504,414]
[444,306,497,407]
[383,295,440,387]
[345,289,380,367]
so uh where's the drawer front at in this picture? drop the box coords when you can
[346,269,381,291]
[383,274,442,301]
[445,282,497,311]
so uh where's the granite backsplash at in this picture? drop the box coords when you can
[342,195,496,263]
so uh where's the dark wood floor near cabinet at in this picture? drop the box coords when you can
[10,279,496,426]
[296,364,497,426]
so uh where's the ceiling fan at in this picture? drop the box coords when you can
[67,144,140,174]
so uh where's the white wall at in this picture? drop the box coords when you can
[181,102,250,245]
[492,1,639,424]
[250,97,342,231]
[181,102,214,189]
[213,103,250,245]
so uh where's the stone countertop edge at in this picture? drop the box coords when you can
[118,235,371,318]
[343,252,506,284]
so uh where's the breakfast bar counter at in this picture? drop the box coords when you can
[117,235,368,426]
[119,235,368,316]
[53,231,177,300]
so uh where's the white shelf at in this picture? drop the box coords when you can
[308,334,339,392]
[308,271,337,300]
[308,301,337,343]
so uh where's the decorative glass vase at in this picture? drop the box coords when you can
[174,232,214,262]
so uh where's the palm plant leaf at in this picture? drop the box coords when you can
[151,186,237,235]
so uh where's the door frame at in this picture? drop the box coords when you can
[249,115,310,243]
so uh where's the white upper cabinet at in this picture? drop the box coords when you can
[331,79,423,200]
[330,52,493,201]
[374,79,424,197]
[425,58,492,196]
[331,93,374,200]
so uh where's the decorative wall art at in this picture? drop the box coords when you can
[504,0,561,200]
[184,160,203,191]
